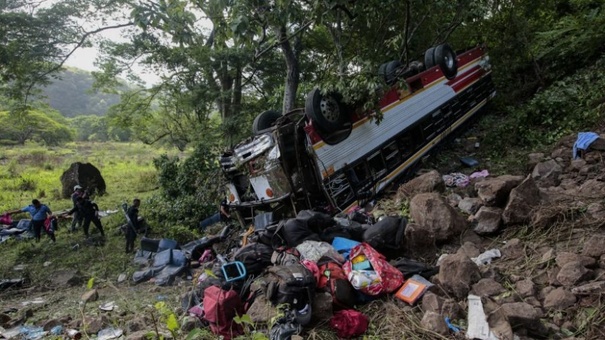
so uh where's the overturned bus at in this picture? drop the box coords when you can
[220,44,496,228]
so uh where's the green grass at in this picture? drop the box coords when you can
[0,141,184,282]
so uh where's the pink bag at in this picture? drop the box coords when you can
[342,242,404,295]
[0,213,12,225]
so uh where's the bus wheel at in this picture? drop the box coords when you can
[252,109,282,134]
[385,60,402,85]
[424,46,436,70]
[434,43,458,80]
[305,88,349,132]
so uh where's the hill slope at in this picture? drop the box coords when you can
[39,68,121,117]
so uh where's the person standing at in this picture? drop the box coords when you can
[125,198,140,253]
[70,185,84,232]
[5,199,56,242]
[65,196,105,239]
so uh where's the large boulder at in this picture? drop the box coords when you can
[410,193,467,242]
[502,175,541,225]
[60,162,106,198]
[475,175,523,207]
[396,170,445,201]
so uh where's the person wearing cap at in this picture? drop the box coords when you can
[70,185,84,232]
[5,199,56,242]
[64,195,105,239]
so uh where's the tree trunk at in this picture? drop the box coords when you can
[277,26,300,113]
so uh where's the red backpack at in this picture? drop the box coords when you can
[202,286,244,339]
[317,258,357,309]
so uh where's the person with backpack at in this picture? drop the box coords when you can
[125,198,140,253]
[5,199,56,243]
[64,195,105,239]
[70,185,84,232]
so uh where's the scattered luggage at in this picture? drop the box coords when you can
[362,216,406,253]
[233,242,273,277]
[264,264,316,325]
[203,286,244,339]
[343,243,405,296]
[329,310,369,338]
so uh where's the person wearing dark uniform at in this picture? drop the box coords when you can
[65,196,105,238]
[70,185,84,232]
[125,198,140,253]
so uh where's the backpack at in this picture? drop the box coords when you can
[233,242,274,277]
[317,257,357,309]
[265,264,316,325]
[362,216,407,253]
[202,286,244,340]
[271,247,301,266]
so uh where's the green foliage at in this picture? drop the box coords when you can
[493,56,605,147]
[87,277,95,289]
[147,142,222,228]
[0,108,74,145]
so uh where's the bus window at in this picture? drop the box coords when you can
[383,141,401,170]
[368,151,387,179]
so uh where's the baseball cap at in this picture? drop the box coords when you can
[74,185,83,191]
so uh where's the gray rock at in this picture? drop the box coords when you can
[532,159,562,187]
[540,286,556,301]
[556,261,592,286]
[501,238,525,260]
[446,193,463,207]
[543,287,576,310]
[475,175,524,207]
[569,158,587,172]
[500,302,544,329]
[458,197,484,215]
[410,193,467,242]
[420,311,448,335]
[502,175,541,225]
[118,273,127,283]
[571,281,605,295]
[404,222,436,253]
[527,153,545,171]
[457,241,481,258]
[421,292,444,314]
[473,206,503,235]
[586,203,605,220]
[51,269,83,287]
[541,248,556,264]
[471,278,505,297]
[515,279,535,298]
[582,235,605,257]
[81,289,99,303]
[555,252,596,268]
[396,170,445,200]
[438,252,481,298]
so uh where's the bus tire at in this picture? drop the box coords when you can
[305,88,349,132]
[385,60,402,85]
[434,43,458,80]
[252,109,282,134]
[424,47,436,70]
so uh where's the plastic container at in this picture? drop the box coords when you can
[332,237,360,260]
[221,261,247,282]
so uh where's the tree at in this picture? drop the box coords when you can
[0,108,73,145]
[0,0,133,108]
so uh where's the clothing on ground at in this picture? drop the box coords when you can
[573,132,600,159]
